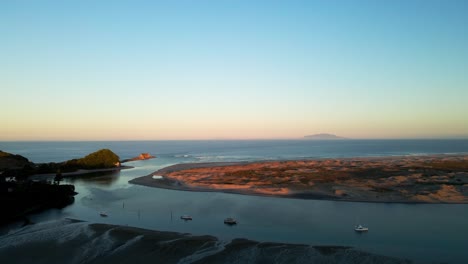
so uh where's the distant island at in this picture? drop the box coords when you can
[304,133,347,139]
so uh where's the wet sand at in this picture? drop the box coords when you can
[0,218,410,264]
[130,155,468,203]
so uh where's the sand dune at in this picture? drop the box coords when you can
[130,155,468,203]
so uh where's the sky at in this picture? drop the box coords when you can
[1,0,468,140]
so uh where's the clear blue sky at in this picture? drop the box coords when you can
[1,0,467,140]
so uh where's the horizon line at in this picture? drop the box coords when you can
[2,137,468,142]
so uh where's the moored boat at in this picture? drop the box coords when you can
[354,224,368,232]
[224,217,237,225]
[180,215,192,220]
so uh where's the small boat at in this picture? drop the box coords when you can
[100,212,108,217]
[354,224,368,232]
[180,215,192,220]
[224,217,237,225]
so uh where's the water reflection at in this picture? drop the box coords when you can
[15,159,468,264]
[64,171,120,186]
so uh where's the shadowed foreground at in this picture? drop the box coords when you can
[0,219,409,264]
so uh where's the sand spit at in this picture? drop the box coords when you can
[130,155,468,203]
[0,219,409,264]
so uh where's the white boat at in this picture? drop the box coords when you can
[100,212,108,217]
[180,215,192,220]
[354,224,368,232]
[224,217,237,225]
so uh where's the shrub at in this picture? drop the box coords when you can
[75,149,120,169]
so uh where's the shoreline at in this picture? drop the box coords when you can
[29,165,133,181]
[129,174,434,204]
[0,218,410,264]
[129,154,468,204]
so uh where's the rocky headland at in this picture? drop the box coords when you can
[0,149,130,225]
[0,149,124,180]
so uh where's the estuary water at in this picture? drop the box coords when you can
[1,140,468,263]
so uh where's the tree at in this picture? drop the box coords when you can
[54,169,62,185]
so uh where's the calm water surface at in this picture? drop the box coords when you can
[1,140,468,263]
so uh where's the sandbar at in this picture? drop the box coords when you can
[130,155,468,203]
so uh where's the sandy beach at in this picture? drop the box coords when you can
[130,155,468,203]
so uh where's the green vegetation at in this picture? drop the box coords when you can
[0,150,32,169]
[426,160,468,171]
[35,149,120,173]
[1,149,121,178]
[0,151,29,162]
[64,149,120,169]
[0,151,35,179]
[0,149,120,225]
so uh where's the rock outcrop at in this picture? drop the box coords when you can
[121,153,156,163]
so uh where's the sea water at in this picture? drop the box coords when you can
[1,139,468,263]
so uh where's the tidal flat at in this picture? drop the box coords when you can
[0,218,409,264]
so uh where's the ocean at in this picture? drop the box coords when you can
[3,139,468,163]
[1,139,468,263]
